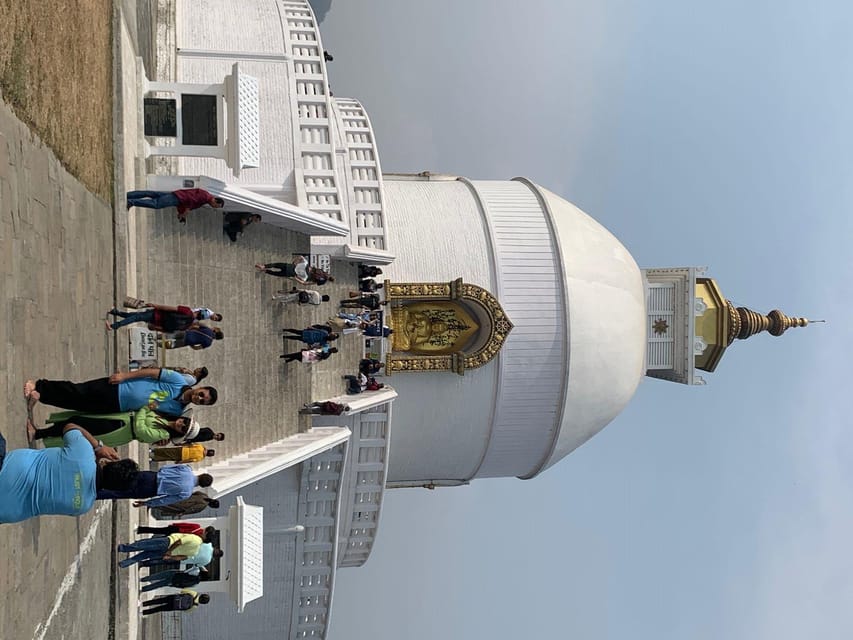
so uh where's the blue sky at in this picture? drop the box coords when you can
[317,2,852,639]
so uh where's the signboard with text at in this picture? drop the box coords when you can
[129,327,160,365]
[309,254,331,273]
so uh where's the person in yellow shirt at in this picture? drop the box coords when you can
[151,443,215,463]
[118,532,202,567]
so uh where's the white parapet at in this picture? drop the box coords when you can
[306,387,397,568]
[232,497,265,612]
[194,427,352,498]
[226,63,261,175]
[291,441,350,639]
[145,174,350,236]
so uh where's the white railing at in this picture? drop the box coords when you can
[279,0,344,222]
[292,443,348,639]
[307,389,396,568]
[336,403,392,567]
[330,98,392,258]
[195,427,351,498]
[278,0,392,262]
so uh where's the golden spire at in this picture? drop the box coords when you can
[725,303,814,345]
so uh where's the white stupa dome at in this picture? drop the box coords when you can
[530,184,646,475]
[378,177,647,484]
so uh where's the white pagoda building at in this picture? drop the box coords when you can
[143,1,813,637]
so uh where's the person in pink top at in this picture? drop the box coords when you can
[126,189,225,223]
[280,347,338,363]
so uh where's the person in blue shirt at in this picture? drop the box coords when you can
[185,542,224,567]
[362,323,393,338]
[96,464,213,507]
[281,325,339,347]
[338,311,374,323]
[24,368,218,418]
[163,324,223,350]
[0,415,138,523]
[139,567,202,592]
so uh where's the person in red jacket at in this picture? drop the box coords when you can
[136,521,206,537]
[126,189,225,223]
[107,304,199,331]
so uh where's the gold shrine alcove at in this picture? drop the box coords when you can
[383,278,513,375]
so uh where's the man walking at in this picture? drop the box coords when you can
[139,569,202,593]
[119,532,204,567]
[272,288,330,305]
[126,188,224,222]
[108,303,198,332]
[119,300,222,322]
[137,521,204,536]
[162,324,224,350]
[96,465,213,507]
[281,326,339,347]
[150,492,220,518]
[280,346,338,363]
[24,368,217,418]
[141,590,210,615]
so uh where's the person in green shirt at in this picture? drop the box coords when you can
[29,407,192,448]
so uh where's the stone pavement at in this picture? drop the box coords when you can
[0,96,118,639]
[0,1,363,638]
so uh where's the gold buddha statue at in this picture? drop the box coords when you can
[390,302,479,354]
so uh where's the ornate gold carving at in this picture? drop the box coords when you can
[385,353,462,375]
[725,301,811,346]
[385,282,452,299]
[384,278,513,375]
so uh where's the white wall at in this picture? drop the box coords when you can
[381,178,499,483]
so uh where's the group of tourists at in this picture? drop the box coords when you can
[339,291,384,311]
[0,364,227,611]
[0,374,219,525]
[335,267,392,395]
[342,359,386,395]
[0,366,223,521]
[259,255,340,362]
[272,262,394,370]
[0,191,395,616]
[337,264,386,312]
[108,299,224,351]
[119,520,223,614]
[280,324,340,363]
[329,310,393,337]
